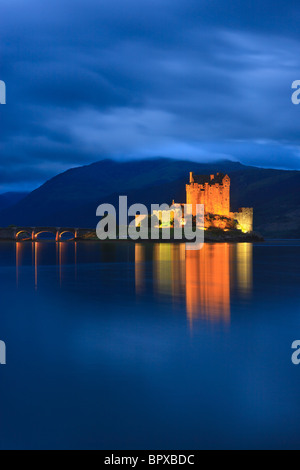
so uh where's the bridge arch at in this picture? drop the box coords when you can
[34,231,57,241]
[15,230,33,241]
[58,230,76,241]
[11,227,83,242]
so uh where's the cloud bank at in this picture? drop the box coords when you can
[1,0,300,191]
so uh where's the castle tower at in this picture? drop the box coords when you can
[186,172,231,217]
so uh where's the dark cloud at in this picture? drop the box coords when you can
[1,0,300,192]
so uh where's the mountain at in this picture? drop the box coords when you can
[0,192,28,214]
[0,158,299,238]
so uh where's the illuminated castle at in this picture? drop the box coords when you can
[146,171,254,233]
[187,172,231,217]
[186,172,253,233]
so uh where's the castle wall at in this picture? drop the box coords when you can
[232,208,253,233]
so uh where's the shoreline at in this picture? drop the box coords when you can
[0,233,264,243]
[75,229,265,244]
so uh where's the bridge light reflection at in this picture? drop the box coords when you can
[15,240,78,289]
[16,242,21,287]
[35,242,38,290]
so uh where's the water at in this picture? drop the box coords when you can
[0,240,299,450]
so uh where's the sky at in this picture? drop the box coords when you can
[1,0,300,192]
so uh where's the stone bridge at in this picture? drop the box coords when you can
[0,227,92,241]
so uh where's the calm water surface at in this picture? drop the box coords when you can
[0,240,299,449]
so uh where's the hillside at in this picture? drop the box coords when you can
[0,192,28,214]
[0,159,299,238]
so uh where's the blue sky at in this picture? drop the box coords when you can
[1,0,300,192]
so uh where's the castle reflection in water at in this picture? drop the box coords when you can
[15,240,253,326]
[135,243,253,325]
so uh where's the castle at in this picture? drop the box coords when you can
[152,172,253,233]
[186,172,253,232]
